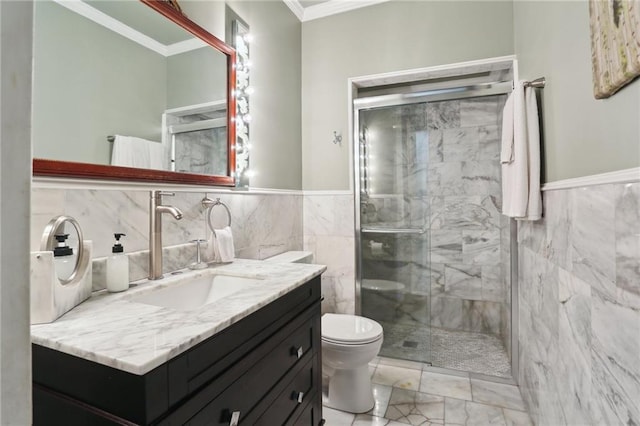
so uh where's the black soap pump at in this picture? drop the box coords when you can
[106,233,129,292]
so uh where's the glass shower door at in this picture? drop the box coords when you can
[356,103,431,364]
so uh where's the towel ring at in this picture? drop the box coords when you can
[205,198,232,233]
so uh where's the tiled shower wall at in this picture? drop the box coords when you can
[31,187,303,289]
[517,180,640,425]
[427,96,511,343]
[309,95,513,355]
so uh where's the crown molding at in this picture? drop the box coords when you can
[284,0,390,22]
[283,0,305,21]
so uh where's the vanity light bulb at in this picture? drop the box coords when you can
[245,86,254,95]
[243,33,254,43]
[243,114,252,123]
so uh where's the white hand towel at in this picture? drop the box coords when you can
[212,226,235,263]
[500,81,542,221]
[111,135,164,170]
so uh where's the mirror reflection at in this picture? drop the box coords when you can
[32,0,229,176]
[40,216,84,284]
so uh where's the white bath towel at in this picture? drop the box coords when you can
[111,135,165,170]
[500,81,542,220]
[208,226,235,263]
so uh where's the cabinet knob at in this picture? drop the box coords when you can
[292,391,304,404]
[229,411,241,426]
[291,346,304,359]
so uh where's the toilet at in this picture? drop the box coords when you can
[322,313,383,413]
[361,279,405,322]
[264,251,384,413]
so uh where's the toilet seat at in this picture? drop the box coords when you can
[321,313,383,345]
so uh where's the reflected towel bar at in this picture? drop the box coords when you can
[107,135,115,142]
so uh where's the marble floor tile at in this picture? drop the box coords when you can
[353,414,408,426]
[469,379,526,411]
[385,388,445,425]
[324,406,356,425]
[373,364,422,391]
[502,408,533,426]
[420,371,472,400]
[378,356,424,371]
[423,365,469,378]
[369,383,394,418]
[444,398,506,425]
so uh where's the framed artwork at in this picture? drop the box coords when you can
[589,0,640,99]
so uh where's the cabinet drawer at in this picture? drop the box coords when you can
[168,277,321,407]
[290,395,315,426]
[159,303,320,425]
[254,355,317,426]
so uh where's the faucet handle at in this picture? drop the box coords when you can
[189,239,208,270]
[158,191,176,197]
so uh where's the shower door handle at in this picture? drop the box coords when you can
[361,227,426,234]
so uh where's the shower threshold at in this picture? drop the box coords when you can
[379,322,512,379]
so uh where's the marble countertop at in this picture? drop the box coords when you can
[30,259,326,375]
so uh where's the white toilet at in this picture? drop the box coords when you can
[264,252,385,413]
[322,313,383,413]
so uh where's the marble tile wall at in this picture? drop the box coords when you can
[170,112,228,176]
[427,96,511,338]
[173,127,227,176]
[517,181,640,425]
[346,95,513,343]
[303,193,355,315]
[31,188,303,290]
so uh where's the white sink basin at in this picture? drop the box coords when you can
[131,274,263,311]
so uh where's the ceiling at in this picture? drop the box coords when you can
[283,0,390,22]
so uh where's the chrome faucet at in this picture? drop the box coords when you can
[149,191,183,280]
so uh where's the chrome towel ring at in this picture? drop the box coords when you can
[202,196,231,233]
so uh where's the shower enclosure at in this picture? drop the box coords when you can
[354,81,514,378]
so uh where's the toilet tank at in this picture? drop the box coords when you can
[264,251,314,264]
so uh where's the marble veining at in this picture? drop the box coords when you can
[30,260,326,375]
[517,179,640,426]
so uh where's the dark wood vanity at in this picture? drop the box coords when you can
[32,276,323,425]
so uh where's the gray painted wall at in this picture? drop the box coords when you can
[32,1,166,164]
[166,47,227,110]
[514,1,640,182]
[301,1,515,190]
[183,1,303,190]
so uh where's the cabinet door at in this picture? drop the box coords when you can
[159,304,319,425]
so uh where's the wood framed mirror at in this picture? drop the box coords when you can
[32,0,237,186]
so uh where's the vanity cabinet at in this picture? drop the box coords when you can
[33,276,323,425]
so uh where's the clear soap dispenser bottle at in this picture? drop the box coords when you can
[106,233,129,292]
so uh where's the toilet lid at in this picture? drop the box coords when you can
[362,279,405,292]
[321,313,383,345]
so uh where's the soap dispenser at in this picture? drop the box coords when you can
[106,233,129,292]
[53,233,76,281]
